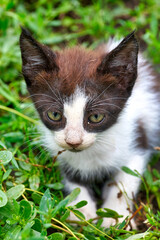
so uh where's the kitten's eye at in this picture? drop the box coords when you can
[47,111,62,122]
[88,114,104,123]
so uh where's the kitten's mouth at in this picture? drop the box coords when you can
[68,148,83,152]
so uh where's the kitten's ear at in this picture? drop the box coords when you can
[97,31,138,92]
[20,28,58,85]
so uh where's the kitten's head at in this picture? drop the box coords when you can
[20,28,138,152]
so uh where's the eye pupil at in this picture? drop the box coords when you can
[88,113,104,124]
[47,111,62,121]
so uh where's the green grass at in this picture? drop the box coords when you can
[0,0,160,239]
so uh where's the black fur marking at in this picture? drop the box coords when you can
[61,162,112,202]
[20,27,59,87]
[97,31,139,96]
[135,120,149,150]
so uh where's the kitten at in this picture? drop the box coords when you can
[20,28,160,228]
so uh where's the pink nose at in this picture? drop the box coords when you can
[65,140,82,148]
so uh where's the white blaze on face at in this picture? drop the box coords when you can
[64,92,85,146]
[54,88,96,150]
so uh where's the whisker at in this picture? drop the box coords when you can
[96,138,114,144]
[91,103,123,110]
[91,97,127,105]
[18,137,42,149]
[44,102,63,112]
[24,134,40,138]
[33,145,52,161]
[29,144,44,153]
[36,103,60,110]
[20,93,56,103]
[20,143,40,154]
[21,100,54,110]
[88,82,116,105]
[37,72,63,105]
[24,133,40,137]
[104,97,127,101]
[55,86,64,105]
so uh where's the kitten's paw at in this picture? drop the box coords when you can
[68,205,97,222]
[101,197,137,229]
[101,217,116,228]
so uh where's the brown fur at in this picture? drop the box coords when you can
[30,45,119,99]
[56,47,104,96]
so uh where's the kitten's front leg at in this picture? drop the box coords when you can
[64,179,97,221]
[101,154,149,228]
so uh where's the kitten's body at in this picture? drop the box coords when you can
[20,29,160,228]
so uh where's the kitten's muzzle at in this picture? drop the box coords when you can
[65,130,83,150]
